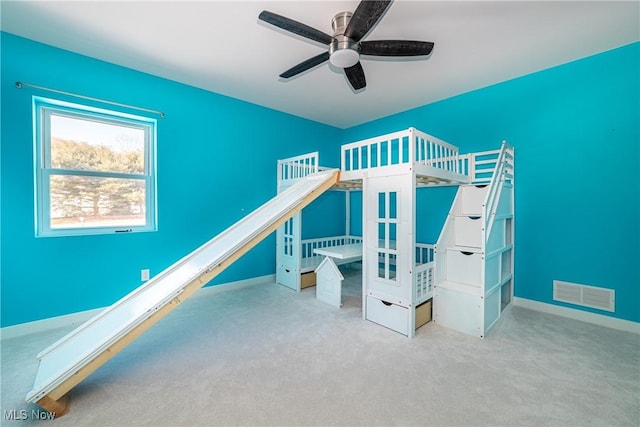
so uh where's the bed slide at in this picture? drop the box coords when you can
[25,169,340,417]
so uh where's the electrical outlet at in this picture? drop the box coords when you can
[141,269,150,281]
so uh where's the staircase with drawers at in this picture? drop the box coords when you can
[433,143,514,338]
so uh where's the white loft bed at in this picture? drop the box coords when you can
[275,151,434,300]
[276,128,514,338]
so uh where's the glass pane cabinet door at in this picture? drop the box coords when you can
[365,176,406,297]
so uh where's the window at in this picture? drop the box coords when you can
[376,191,398,281]
[33,97,157,237]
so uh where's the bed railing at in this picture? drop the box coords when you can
[415,243,435,265]
[468,150,497,183]
[413,130,461,173]
[414,243,435,305]
[482,142,514,239]
[466,143,512,185]
[300,235,362,260]
[341,128,462,175]
[277,152,319,185]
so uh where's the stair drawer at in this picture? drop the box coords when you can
[454,216,483,248]
[458,185,488,216]
[366,296,409,335]
[446,249,482,287]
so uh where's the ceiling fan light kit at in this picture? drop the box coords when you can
[259,1,434,92]
[330,48,359,68]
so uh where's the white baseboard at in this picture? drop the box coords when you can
[514,297,640,334]
[10,277,634,340]
[0,274,276,341]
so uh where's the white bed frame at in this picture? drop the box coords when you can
[277,128,514,338]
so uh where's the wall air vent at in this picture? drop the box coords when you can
[553,280,615,312]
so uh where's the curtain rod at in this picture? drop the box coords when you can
[15,81,165,118]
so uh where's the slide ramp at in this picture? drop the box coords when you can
[26,169,339,416]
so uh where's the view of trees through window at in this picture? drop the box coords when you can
[48,114,147,229]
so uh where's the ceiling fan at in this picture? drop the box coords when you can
[258,0,434,92]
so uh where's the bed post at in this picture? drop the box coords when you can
[345,190,351,238]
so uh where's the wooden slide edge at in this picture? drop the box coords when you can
[35,170,339,416]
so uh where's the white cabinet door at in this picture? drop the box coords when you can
[363,174,414,335]
[276,213,301,291]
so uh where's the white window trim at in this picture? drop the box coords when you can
[33,97,157,237]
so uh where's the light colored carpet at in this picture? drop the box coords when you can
[1,268,639,426]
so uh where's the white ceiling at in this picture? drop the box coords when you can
[2,1,638,128]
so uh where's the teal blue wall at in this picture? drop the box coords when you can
[302,191,347,239]
[1,33,342,327]
[2,31,638,327]
[343,42,640,323]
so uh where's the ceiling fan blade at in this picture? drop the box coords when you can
[344,62,366,91]
[259,11,332,45]
[360,40,434,56]
[280,52,330,79]
[344,1,393,42]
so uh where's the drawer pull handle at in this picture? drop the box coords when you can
[381,300,393,306]
[461,251,474,256]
